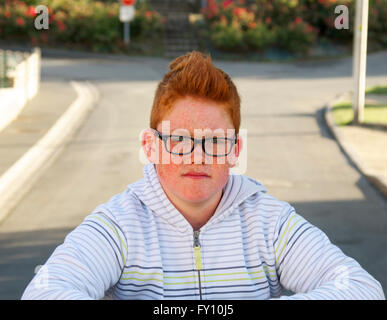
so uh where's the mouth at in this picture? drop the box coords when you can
[181,172,210,180]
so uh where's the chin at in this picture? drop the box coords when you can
[177,187,217,203]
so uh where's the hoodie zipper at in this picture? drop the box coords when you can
[193,230,203,300]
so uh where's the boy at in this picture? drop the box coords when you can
[22,52,384,300]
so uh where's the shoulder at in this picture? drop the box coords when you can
[239,175,293,225]
[89,178,152,232]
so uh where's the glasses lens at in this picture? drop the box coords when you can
[166,135,193,155]
[204,137,233,156]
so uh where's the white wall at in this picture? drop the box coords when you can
[0,48,41,132]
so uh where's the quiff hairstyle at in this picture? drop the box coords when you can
[150,51,241,134]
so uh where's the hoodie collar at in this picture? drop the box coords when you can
[131,164,266,233]
[202,170,267,231]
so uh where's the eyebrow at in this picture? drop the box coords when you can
[168,130,230,138]
[170,129,192,135]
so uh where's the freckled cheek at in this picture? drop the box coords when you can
[157,164,181,184]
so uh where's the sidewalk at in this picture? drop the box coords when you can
[0,81,77,177]
[0,79,99,224]
[325,92,387,198]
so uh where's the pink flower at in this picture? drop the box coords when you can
[16,18,25,26]
[265,17,271,24]
[233,7,247,17]
[222,0,233,9]
[49,13,56,23]
[204,0,219,19]
[56,20,66,32]
[145,11,154,19]
[4,12,11,18]
[248,21,257,29]
[25,6,36,17]
[294,17,303,25]
[208,0,219,16]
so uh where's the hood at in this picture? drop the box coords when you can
[128,164,267,233]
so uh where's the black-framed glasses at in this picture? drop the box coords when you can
[154,130,237,157]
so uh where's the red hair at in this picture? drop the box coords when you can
[150,51,241,133]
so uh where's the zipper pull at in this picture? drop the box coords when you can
[193,230,203,300]
[193,231,202,270]
[193,230,201,247]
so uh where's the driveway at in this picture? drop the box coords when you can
[0,51,386,299]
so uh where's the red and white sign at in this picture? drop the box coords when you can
[121,0,136,5]
[119,0,135,22]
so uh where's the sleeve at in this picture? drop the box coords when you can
[272,204,385,300]
[21,211,128,300]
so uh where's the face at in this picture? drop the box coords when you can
[143,96,240,205]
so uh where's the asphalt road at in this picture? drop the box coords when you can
[0,51,386,299]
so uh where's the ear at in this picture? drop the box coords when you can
[141,129,158,164]
[228,135,242,168]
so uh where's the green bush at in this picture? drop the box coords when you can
[244,22,275,50]
[130,9,164,40]
[275,19,318,55]
[209,21,244,51]
[368,0,387,46]
[201,0,387,55]
[0,0,165,53]
[202,0,318,54]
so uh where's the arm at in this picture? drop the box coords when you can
[273,204,385,300]
[21,212,127,300]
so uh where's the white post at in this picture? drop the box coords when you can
[352,0,369,124]
[124,21,130,45]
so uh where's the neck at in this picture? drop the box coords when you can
[162,187,223,231]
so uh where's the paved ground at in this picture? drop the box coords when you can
[339,125,387,178]
[330,92,387,194]
[0,50,386,299]
[0,81,76,177]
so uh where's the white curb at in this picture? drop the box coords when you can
[324,94,387,198]
[0,81,100,224]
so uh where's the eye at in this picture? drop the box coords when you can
[171,135,186,142]
[209,137,225,144]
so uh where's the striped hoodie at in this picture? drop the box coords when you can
[22,163,384,300]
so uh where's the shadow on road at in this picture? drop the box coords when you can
[0,228,72,300]
[0,49,386,300]
[36,50,387,83]
[1,183,386,300]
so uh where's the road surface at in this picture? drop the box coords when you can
[0,51,386,299]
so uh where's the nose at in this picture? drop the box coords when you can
[191,141,207,164]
